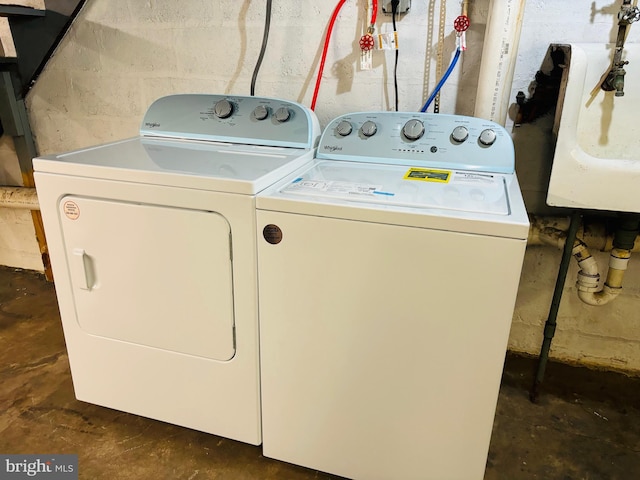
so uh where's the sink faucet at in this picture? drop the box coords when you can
[606,59,629,96]
[602,0,640,96]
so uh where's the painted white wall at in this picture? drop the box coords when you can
[18,0,640,373]
[26,0,488,153]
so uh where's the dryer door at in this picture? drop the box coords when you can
[59,196,235,361]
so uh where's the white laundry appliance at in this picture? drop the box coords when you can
[256,112,529,479]
[33,94,320,445]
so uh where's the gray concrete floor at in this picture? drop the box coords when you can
[1,266,639,479]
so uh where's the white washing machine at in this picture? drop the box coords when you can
[33,94,320,445]
[256,112,529,479]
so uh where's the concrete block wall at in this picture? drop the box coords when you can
[20,0,640,374]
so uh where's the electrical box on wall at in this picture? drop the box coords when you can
[382,0,411,14]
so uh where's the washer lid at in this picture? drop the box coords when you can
[33,137,315,195]
[257,160,530,239]
[278,160,510,215]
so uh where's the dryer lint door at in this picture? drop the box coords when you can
[59,196,235,361]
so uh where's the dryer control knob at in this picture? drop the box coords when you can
[336,120,353,136]
[253,105,269,120]
[479,128,497,146]
[274,107,291,123]
[451,125,469,143]
[214,99,234,119]
[402,119,425,140]
[361,120,378,137]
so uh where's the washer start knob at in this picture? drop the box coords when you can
[479,128,497,146]
[402,119,425,140]
[214,99,234,119]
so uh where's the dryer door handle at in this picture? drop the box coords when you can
[71,248,93,291]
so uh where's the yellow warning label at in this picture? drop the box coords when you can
[403,168,451,183]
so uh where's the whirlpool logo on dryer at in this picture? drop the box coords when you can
[323,145,343,152]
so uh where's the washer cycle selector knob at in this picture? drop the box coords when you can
[274,107,291,123]
[402,119,425,140]
[479,128,497,146]
[213,99,234,119]
[451,125,469,143]
[361,120,378,137]
[336,120,353,136]
[253,105,269,120]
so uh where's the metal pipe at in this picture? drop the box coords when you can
[601,0,640,96]
[0,186,39,210]
[530,210,581,403]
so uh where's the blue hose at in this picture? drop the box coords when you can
[420,47,462,112]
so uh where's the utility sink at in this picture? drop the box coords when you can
[547,43,640,213]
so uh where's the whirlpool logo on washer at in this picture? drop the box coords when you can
[323,145,342,152]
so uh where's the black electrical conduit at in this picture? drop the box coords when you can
[391,0,400,111]
[250,0,273,96]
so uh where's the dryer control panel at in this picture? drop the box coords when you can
[317,112,514,174]
[141,94,321,149]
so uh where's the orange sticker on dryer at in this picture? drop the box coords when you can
[63,200,80,220]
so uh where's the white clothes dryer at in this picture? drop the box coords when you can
[256,112,529,478]
[33,94,320,445]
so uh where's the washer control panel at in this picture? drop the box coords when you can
[317,112,514,174]
[141,94,321,149]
